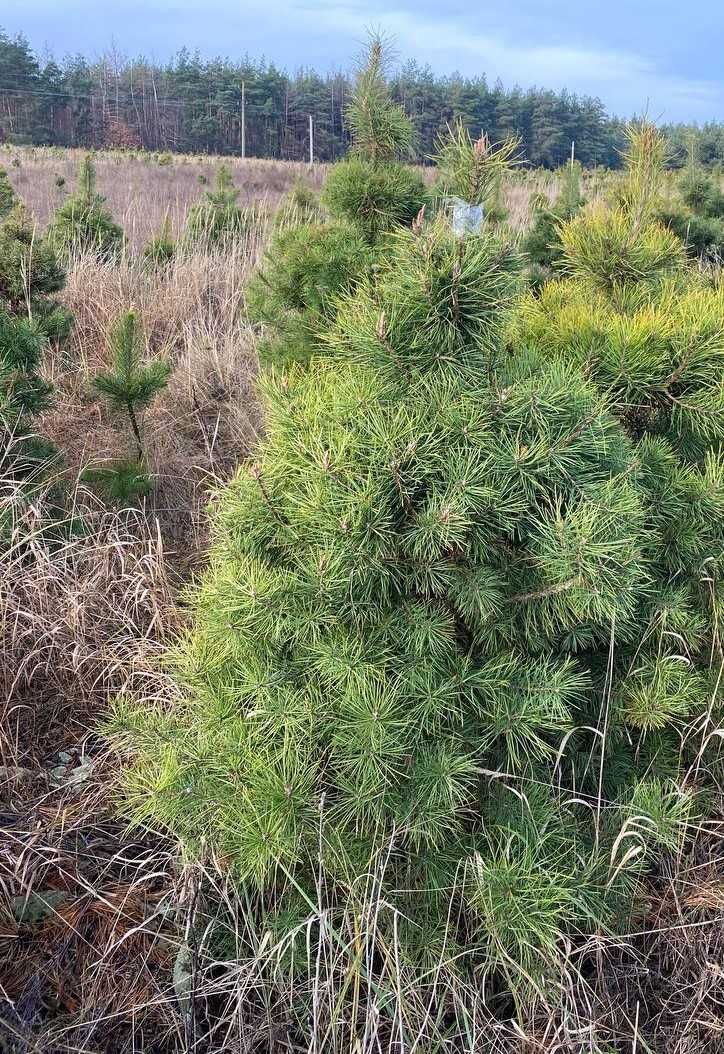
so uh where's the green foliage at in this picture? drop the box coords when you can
[81,458,153,504]
[0,310,52,422]
[273,179,324,230]
[522,163,585,279]
[247,36,426,374]
[143,213,176,267]
[560,205,685,294]
[320,36,426,246]
[246,222,374,367]
[92,309,170,464]
[48,154,124,259]
[433,121,520,206]
[0,199,69,485]
[345,33,414,164]
[0,166,17,218]
[0,203,70,341]
[112,170,724,1015]
[323,158,427,244]
[100,109,724,1046]
[184,164,262,246]
[658,166,724,260]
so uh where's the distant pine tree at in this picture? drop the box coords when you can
[184,164,264,246]
[143,212,176,268]
[658,163,724,260]
[522,162,586,286]
[48,154,124,259]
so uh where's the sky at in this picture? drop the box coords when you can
[3,1,724,122]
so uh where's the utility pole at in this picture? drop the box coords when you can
[570,140,575,168]
[309,113,314,166]
[241,80,246,160]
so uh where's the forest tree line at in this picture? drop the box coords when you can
[2,27,724,167]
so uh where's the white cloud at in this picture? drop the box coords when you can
[300,1,724,120]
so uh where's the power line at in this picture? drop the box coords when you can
[0,82,351,118]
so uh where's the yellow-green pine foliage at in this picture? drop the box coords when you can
[112,143,712,1012]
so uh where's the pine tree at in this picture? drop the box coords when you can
[184,164,262,246]
[522,162,586,285]
[48,154,124,259]
[111,126,710,1025]
[657,158,724,260]
[84,310,170,503]
[433,120,519,207]
[0,166,17,218]
[143,211,176,268]
[273,178,324,230]
[0,203,71,341]
[0,200,69,485]
[247,36,426,369]
[245,222,373,367]
[0,310,54,480]
[322,34,427,244]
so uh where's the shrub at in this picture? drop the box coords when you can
[113,152,717,1028]
[184,164,258,246]
[48,154,124,260]
[246,222,374,367]
[522,162,585,281]
[658,166,724,260]
[273,178,324,229]
[559,203,685,293]
[143,213,176,268]
[323,157,427,244]
[0,166,17,218]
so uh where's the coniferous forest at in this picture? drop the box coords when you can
[2,24,724,1054]
[3,25,724,166]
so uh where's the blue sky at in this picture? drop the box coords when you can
[4,1,724,122]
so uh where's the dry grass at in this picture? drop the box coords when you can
[0,480,186,1052]
[0,143,598,247]
[1,144,327,249]
[40,242,264,565]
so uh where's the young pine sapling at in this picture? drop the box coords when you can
[86,310,170,503]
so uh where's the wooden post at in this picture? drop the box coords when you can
[309,113,314,166]
[241,81,246,159]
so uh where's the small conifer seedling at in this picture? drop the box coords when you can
[48,154,124,259]
[184,164,257,246]
[85,310,170,502]
[143,212,176,268]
